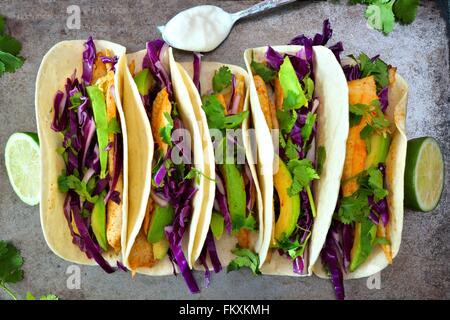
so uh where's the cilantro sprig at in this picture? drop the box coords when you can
[0,240,58,300]
[349,0,420,35]
[227,247,261,275]
[0,16,25,78]
[212,66,232,93]
[336,167,389,224]
[202,95,249,130]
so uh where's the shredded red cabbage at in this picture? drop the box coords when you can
[214,170,232,234]
[290,19,343,63]
[51,91,68,132]
[143,39,173,97]
[100,55,118,71]
[165,226,200,294]
[82,36,96,85]
[198,229,222,288]
[104,131,123,204]
[378,86,389,113]
[321,226,345,300]
[265,46,284,71]
[71,195,116,273]
[343,64,361,81]
[193,52,202,94]
[116,260,128,272]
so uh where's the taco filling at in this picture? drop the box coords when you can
[250,45,323,274]
[192,59,264,276]
[51,37,123,273]
[129,40,199,293]
[320,54,396,300]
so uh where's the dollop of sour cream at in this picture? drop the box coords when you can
[159,5,234,52]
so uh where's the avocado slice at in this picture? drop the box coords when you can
[91,195,108,251]
[147,204,174,244]
[365,133,391,169]
[153,239,170,260]
[133,69,155,96]
[274,156,301,242]
[349,217,377,272]
[210,211,225,240]
[87,85,108,179]
[220,164,247,231]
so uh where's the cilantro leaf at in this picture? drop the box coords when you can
[365,0,395,35]
[393,0,419,24]
[227,247,261,275]
[303,76,315,101]
[212,66,232,93]
[285,138,300,161]
[232,214,256,232]
[202,95,248,130]
[316,146,326,176]
[276,108,297,134]
[0,16,24,78]
[301,112,316,143]
[0,34,22,56]
[360,124,374,140]
[358,53,389,89]
[159,112,173,145]
[251,60,276,82]
[184,167,215,184]
[0,241,24,285]
[0,51,24,74]
[336,190,372,224]
[277,232,311,259]
[366,167,388,201]
[57,174,98,203]
[286,159,320,196]
[349,103,371,116]
[1,241,58,300]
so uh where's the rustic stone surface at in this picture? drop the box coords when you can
[0,0,448,300]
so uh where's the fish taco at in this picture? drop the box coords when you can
[244,43,349,276]
[123,40,211,293]
[36,37,128,272]
[177,57,267,278]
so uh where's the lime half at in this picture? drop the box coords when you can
[5,132,41,206]
[404,137,444,212]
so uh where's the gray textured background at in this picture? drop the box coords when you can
[0,0,448,300]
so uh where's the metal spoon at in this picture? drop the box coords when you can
[158,0,297,52]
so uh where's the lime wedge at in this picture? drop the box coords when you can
[4,132,41,206]
[404,137,444,212]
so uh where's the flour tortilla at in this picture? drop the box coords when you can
[313,60,408,279]
[177,61,267,268]
[35,40,128,265]
[123,48,208,274]
[244,45,349,276]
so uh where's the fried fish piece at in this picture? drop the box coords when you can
[274,78,284,111]
[128,229,156,271]
[235,74,246,113]
[92,50,108,84]
[236,228,250,249]
[101,65,123,253]
[151,88,172,155]
[253,75,272,129]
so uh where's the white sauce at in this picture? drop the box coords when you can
[159,5,234,52]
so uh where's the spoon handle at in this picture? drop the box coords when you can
[231,0,297,21]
